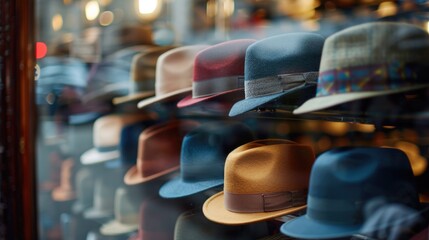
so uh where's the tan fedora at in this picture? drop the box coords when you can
[52,159,76,201]
[113,46,175,105]
[80,113,152,165]
[203,139,315,225]
[137,45,209,109]
[124,120,200,185]
[100,187,140,236]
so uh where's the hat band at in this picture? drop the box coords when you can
[192,76,244,98]
[245,72,318,99]
[97,146,119,152]
[224,189,307,213]
[306,196,363,225]
[316,62,429,97]
[130,79,155,94]
[117,214,138,224]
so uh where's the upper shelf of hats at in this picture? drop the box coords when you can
[174,21,429,127]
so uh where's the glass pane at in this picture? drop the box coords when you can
[35,1,429,239]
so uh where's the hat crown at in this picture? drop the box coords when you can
[180,122,255,181]
[316,22,429,97]
[156,45,209,96]
[306,147,419,225]
[114,187,139,224]
[119,121,154,167]
[224,139,314,194]
[245,33,324,81]
[135,120,199,179]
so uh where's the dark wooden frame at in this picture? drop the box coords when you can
[0,0,37,239]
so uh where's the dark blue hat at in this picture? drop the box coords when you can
[280,147,419,239]
[229,33,324,116]
[159,122,255,198]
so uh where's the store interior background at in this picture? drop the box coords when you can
[34,0,429,239]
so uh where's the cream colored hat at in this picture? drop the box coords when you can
[137,45,209,109]
[80,113,151,165]
[203,139,315,225]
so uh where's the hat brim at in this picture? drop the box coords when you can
[113,91,155,105]
[293,84,429,115]
[123,165,180,185]
[229,84,316,117]
[80,148,120,165]
[52,188,76,202]
[203,192,306,225]
[83,82,129,103]
[100,220,138,236]
[280,215,361,239]
[177,89,243,108]
[159,177,224,198]
[84,207,113,220]
[137,87,192,109]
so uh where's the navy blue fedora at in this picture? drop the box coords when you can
[159,122,255,198]
[280,147,420,239]
[229,33,324,116]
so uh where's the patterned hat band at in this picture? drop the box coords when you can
[244,72,319,99]
[192,76,244,98]
[316,61,429,97]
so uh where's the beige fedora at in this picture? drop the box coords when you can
[113,46,175,105]
[137,45,209,109]
[294,22,429,114]
[100,187,140,236]
[203,139,315,225]
[80,113,152,165]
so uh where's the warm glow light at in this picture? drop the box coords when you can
[138,0,159,14]
[223,0,235,17]
[377,1,397,17]
[99,11,114,26]
[426,21,429,33]
[136,0,162,21]
[52,14,63,31]
[85,0,100,21]
[99,0,112,6]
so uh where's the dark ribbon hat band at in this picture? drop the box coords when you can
[225,189,307,213]
[192,76,244,98]
[130,79,155,94]
[245,72,318,99]
[97,146,119,152]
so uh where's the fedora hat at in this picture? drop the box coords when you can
[159,121,255,198]
[280,147,420,239]
[72,168,95,215]
[84,168,122,220]
[100,187,140,236]
[294,22,429,114]
[52,159,76,201]
[83,45,150,104]
[80,113,151,165]
[174,209,270,240]
[137,45,209,109]
[229,33,324,116]
[129,196,185,240]
[113,47,176,105]
[177,39,256,108]
[203,139,315,225]
[124,120,200,185]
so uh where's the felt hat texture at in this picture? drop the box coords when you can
[80,113,150,165]
[280,147,420,239]
[159,121,255,198]
[83,45,150,104]
[229,33,324,116]
[203,139,315,225]
[174,210,270,240]
[294,22,429,114]
[100,187,140,236]
[137,45,210,109]
[113,46,175,105]
[177,39,256,108]
[124,120,200,185]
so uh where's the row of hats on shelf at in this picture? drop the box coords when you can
[58,113,427,239]
[37,21,429,120]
